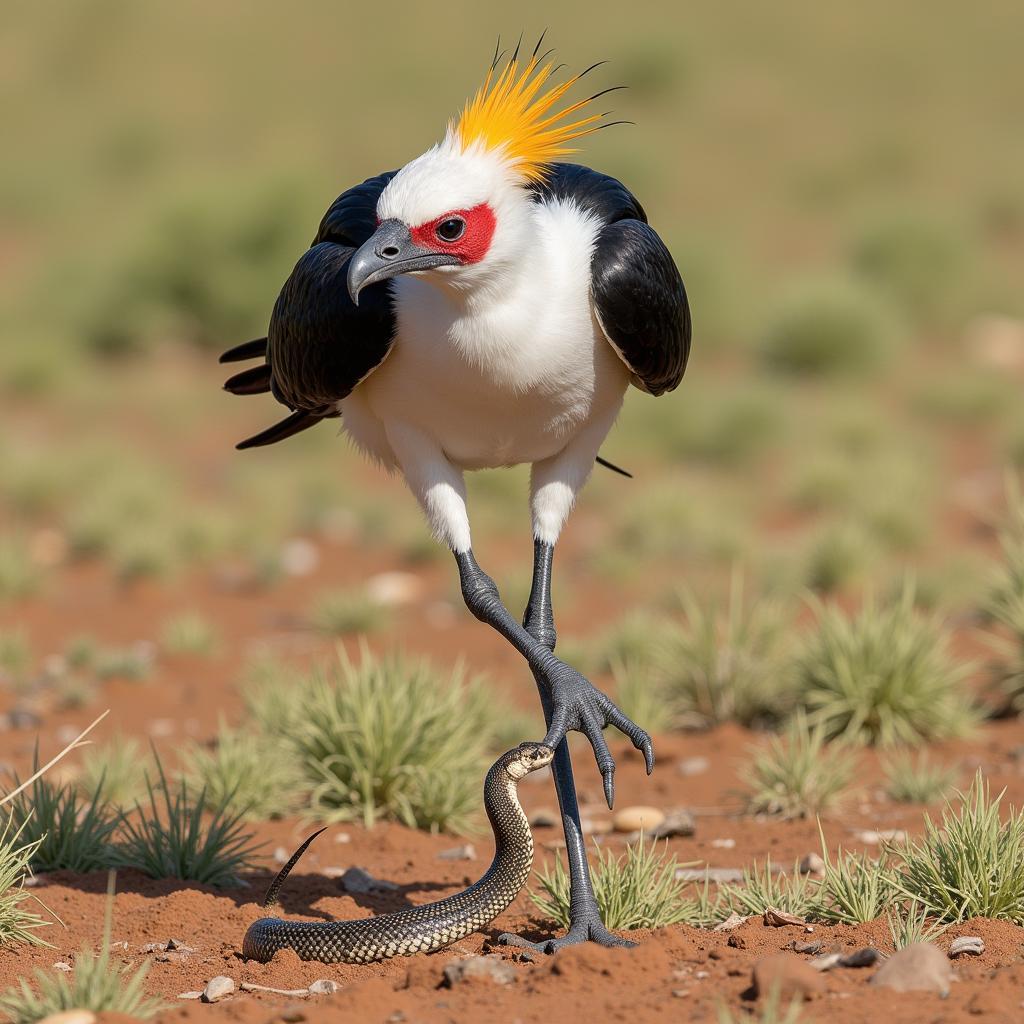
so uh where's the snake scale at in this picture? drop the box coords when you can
[242,742,554,964]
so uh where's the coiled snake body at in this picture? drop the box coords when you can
[242,742,554,964]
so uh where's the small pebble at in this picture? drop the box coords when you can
[763,907,805,927]
[308,979,341,995]
[529,808,559,828]
[437,844,476,861]
[166,938,195,952]
[839,948,880,968]
[333,832,352,844]
[791,940,822,955]
[678,867,744,884]
[799,852,825,878]
[580,817,613,835]
[949,936,985,958]
[177,992,203,1001]
[280,538,320,576]
[202,976,235,1003]
[239,983,309,997]
[443,955,516,986]
[339,867,399,894]
[273,846,290,864]
[366,571,423,606]
[751,954,825,1000]
[52,962,72,973]
[870,942,952,996]
[713,911,749,932]
[677,756,710,776]
[612,805,665,833]
[855,829,907,845]
[649,808,695,839]
[710,838,735,849]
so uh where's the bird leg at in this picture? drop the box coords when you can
[454,547,654,809]
[497,540,635,953]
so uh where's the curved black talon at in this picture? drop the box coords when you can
[540,664,654,809]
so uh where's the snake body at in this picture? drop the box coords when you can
[242,742,554,964]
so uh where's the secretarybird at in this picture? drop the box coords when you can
[221,39,691,951]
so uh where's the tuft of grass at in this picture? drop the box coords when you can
[531,837,698,931]
[160,611,219,657]
[8,762,120,874]
[289,649,495,832]
[720,858,822,919]
[0,629,31,684]
[92,643,154,683]
[886,900,948,950]
[985,482,1024,711]
[815,825,895,924]
[0,877,165,1022]
[660,573,797,730]
[0,539,42,602]
[882,750,958,804]
[241,654,306,738]
[717,988,804,1024]
[611,662,675,735]
[182,722,304,820]
[79,737,148,809]
[758,274,899,378]
[116,756,260,887]
[741,712,856,819]
[848,212,964,321]
[0,819,50,947]
[308,587,389,637]
[795,586,977,746]
[803,521,876,594]
[889,770,1024,923]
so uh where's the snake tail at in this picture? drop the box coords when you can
[262,827,329,908]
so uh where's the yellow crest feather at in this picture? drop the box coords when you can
[453,50,609,182]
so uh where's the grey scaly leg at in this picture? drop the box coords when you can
[497,540,634,951]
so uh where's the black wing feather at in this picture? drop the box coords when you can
[221,171,399,448]
[532,163,690,396]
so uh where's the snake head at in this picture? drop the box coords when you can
[505,742,555,781]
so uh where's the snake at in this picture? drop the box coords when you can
[242,742,554,964]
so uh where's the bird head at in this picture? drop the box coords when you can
[347,42,615,304]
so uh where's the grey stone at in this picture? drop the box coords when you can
[437,844,476,861]
[649,809,696,839]
[870,942,952,995]
[308,979,341,995]
[677,756,710,776]
[339,866,399,894]
[839,947,880,968]
[443,955,516,986]
[177,992,203,1000]
[201,976,235,1003]
[949,936,984,958]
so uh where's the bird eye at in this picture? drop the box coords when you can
[436,217,465,242]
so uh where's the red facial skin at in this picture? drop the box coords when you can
[409,203,496,264]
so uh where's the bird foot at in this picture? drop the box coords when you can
[541,662,654,809]
[498,918,636,954]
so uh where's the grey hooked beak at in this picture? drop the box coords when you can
[346,219,460,305]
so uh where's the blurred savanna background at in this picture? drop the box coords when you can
[2,3,1024,997]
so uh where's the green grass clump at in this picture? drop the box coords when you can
[289,649,495,832]
[795,587,977,746]
[308,587,389,637]
[741,712,855,819]
[531,837,700,930]
[660,575,796,730]
[160,611,219,657]
[92,643,154,683]
[985,484,1024,711]
[815,826,894,924]
[0,819,50,947]
[116,757,260,887]
[886,901,947,950]
[182,723,304,820]
[79,737,148,809]
[8,767,120,873]
[612,664,675,735]
[882,750,958,804]
[889,770,1024,923]
[758,275,898,377]
[803,521,876,594]
[0,882,164,1022]
[0,539,41,602]
[848,212,964,321]
[0,629,30,684]
[720,858,822,919]
[717,989,804,1024]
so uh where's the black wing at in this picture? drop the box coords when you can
[221,170,398,450]
[531,164,690,396]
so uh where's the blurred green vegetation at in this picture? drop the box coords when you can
[1,2,1023,739]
